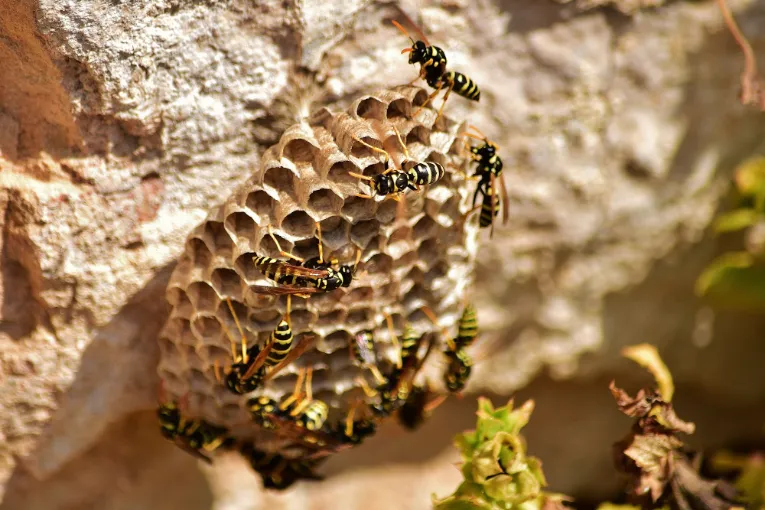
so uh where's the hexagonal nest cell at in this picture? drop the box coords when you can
[157,85,480,458]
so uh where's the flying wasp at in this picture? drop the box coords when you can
[392,18,480,122]
[215,297,315,395]
[250,223,360,297]
[422,303,479,394]
[157,382,234,463]
[240,441,325,490]
[397,383,447,430]
[357,318,436,418]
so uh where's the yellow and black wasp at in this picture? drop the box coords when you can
[423,303,479,394]
[157,382,234,463]
[239,441,325,490]
[350,329,387,386]
[250,223,360,297]
[463,125,509,237]
[215,297,315,395]
[349,127,445,203]
[392,17,480,121]
[357,318,436,419]
[248,368,329,434]
[248,368,375,458]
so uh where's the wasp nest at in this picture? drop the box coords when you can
[157,85,479,454]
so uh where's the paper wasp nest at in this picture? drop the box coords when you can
[157,85,479,454]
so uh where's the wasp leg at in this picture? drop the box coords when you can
[385,312,403,369]
[224,298,248,362]
[420,306,456,352]
[434,81,455,124]
[268,225,303,262]
[413,82,444,118]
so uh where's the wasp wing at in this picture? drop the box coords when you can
[262,335,316,383]
[250,285,322,296]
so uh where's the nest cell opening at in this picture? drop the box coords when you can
[290,308,318,331]
[198,345,231,367]
[405,265,426,285]
[307,188,343,215]
[191,315,223,344]
[263,166,297,195]
[233,253,265,284]
[328,160,361,186]
[167,287,193,316]
[345,285,374,303]
[413,214,437,241]
[317,216,350,252]
[346,307,372,326]
[350,219,382,249]
[281,210,315,238]
[406,125,430,146]
[355,97,386,120]
[322,329,352,352]
[158,335,181,359]
[225,211,258,242]
[187,237,213,269]
[203,221,234,255]
[364,252,393,275]
[411,88,429,108]
[245,190,276,220]
[282,139,317,163]
[186,281,219,314]
[340,195,375,223]
[315,308,347,329]
[373,199,398,225]
[209,268,242,300]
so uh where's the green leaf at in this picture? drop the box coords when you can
[735,157,765,199]
[713,209,760,233]
[696,252,765,310]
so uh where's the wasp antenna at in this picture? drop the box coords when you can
[468,124,488,139]
[391,126,410,161]
[225,298,248,363]
[348,171,374,183]
[401,47,414,54]
[391,20,416,45]
[286,294,292,325]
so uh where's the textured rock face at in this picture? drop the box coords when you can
[158,86,477,449]
[2,0,765,508]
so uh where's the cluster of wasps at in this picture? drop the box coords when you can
[157,14,507,490]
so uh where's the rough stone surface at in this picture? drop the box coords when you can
[2,0,765,507]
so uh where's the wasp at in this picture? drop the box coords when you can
[240,441,325,490]
[392,18,480,122]
[463,125,509,237]
[157,383,234,463]
[422,303,479,394]
[248,368,329,433]
[397,383,446,430]
[357,319,436,419]
[215,297,315,395]
[350,330,387,386]
[250,223,360,297]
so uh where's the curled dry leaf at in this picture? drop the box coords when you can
[611,345,742,509]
